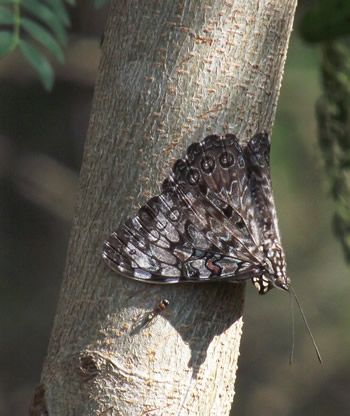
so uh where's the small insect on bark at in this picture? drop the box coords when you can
[145,299,170,323]
[130,299,170,334]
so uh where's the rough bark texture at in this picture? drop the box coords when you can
[38,1,297,415]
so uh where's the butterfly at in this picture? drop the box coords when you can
[102,133,290,295]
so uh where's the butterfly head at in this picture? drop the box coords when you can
[253,242,289,295]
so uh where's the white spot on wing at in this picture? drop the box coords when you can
[160,265,181,277]
[151,244,177,265]
[134,269,152,279]
[252,278,261,291]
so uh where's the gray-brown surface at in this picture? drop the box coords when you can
[39,1,297,414]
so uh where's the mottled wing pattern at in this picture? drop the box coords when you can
[244,133,289,293]
[103,134,265,284]
[244,133,280,242]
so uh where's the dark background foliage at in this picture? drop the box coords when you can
[0,1,349,415]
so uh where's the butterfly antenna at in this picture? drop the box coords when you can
[289,289,295,365]
[290,285,322,364]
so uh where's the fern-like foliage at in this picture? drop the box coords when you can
[300,0,350,263]
[0,0,109,90]
[317,40,350,263]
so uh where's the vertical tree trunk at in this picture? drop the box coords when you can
[36,1,297,415]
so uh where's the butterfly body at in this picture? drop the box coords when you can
[103,133,289,294]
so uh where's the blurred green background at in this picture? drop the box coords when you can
[0,2,349,415]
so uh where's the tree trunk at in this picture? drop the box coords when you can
[36,1,297,415]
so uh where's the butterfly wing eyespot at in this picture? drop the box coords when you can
[103,132,288,292]
[219,151,235,169]
[200,155,216,174]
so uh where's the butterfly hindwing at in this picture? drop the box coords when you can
[103,191,263,283]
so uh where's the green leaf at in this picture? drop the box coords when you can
[0,31,15,57]
[64,0,76,5]
[0,6,14,24]
[94,0,109,7]
[21,17,65,63]
[19,40,54,90]
[21,0,68,45]
[45,0,70,26]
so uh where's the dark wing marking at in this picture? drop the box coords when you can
[103,134,265,284]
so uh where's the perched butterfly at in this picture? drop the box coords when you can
[103,133,290,295]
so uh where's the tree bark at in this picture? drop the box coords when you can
[37,1,297,415]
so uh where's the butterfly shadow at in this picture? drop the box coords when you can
[129,281,245,379]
